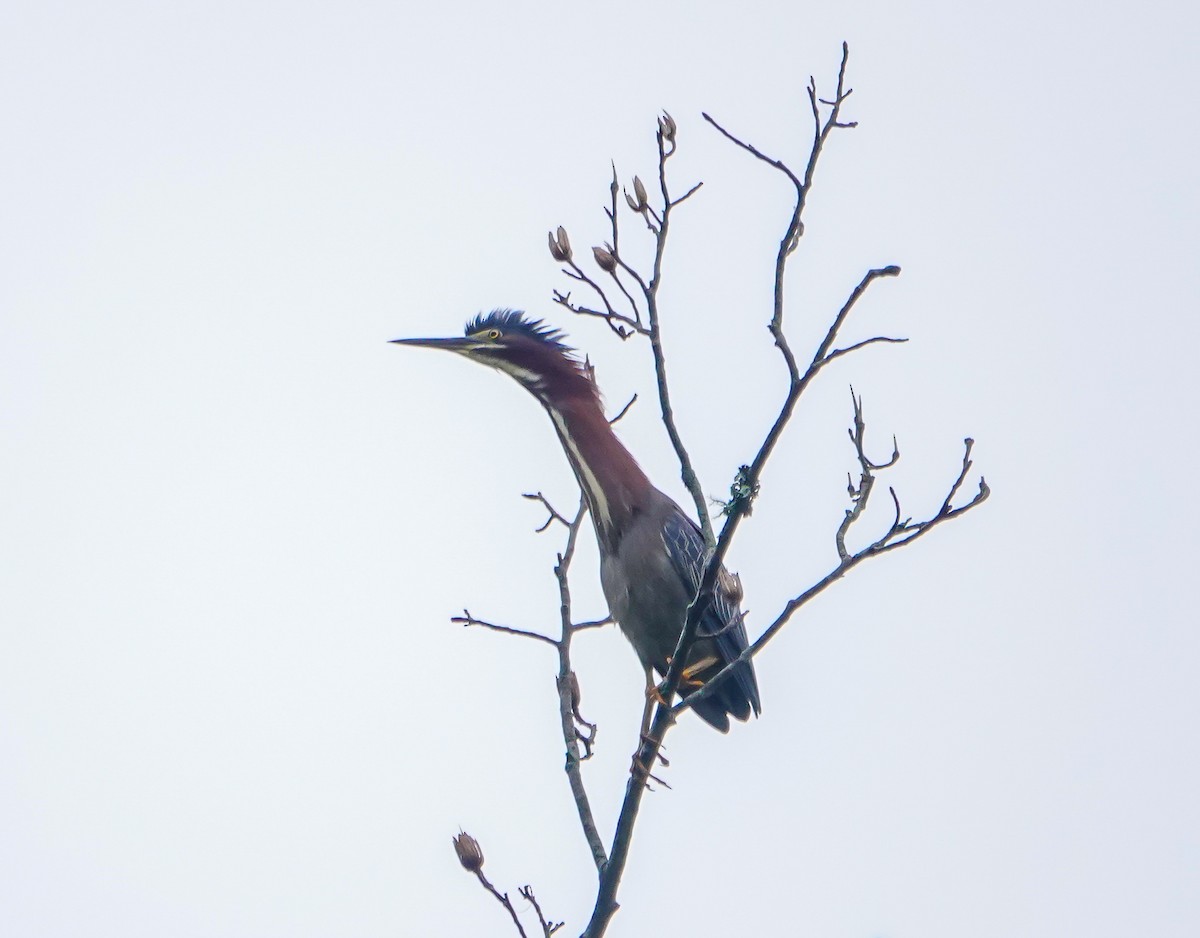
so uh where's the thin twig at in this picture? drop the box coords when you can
[473,869,529,938]
[607,266,643,326]
[821,335,908,366]
[608,393,638,425]
[555,264,647,338]
[522,491,572,532]
[702,117,803,189]
[519,885,564,937]
[671,180,704,206]
[571,617,613,631]
[642,121,714,545]
[809,267,903,371]
[451,610,559,648]
[836,389,898,560]
[552,495,608,872]
[602,170,645,328]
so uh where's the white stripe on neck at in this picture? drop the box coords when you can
[546,406,612,532]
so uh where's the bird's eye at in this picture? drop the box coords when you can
[486,329,502,340]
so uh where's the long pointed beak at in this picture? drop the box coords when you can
[389,336,477,352]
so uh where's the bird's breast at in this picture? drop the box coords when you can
[598,530,690,670]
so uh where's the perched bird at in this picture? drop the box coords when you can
[392,309,760,732]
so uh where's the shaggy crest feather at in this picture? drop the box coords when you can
[465,309,571,354]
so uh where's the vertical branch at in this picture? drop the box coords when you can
[553,494,608,874]
[642,116,715,546]
[525,395,640,876]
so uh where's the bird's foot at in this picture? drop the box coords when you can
[644,682,669,707]
[638,734,669,767]
[630,749,672,791]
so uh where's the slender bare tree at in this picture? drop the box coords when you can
[436,44,989,938]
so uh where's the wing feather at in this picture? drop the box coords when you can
[660,511,761,722]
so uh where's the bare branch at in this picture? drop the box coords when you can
[571,616,613,631]
[940,437,979,514]
[701,113,803,189]
[473,869,529,938]
[821,335,908,366]
[641,119,713,545]
[522,491,571,532]
[614,255,651,296]
[519,885,564,937]
[870,441,989,555]
[551,290,637,339]
[801,42,856,209]
[607,394,638,425]
[675,433,989,717]
[606,265,643,326]
[704,40,856,279]
[554,263,648,338]
[551,495,608,872]
[451,610,559,648]
[670,180,704,206]
[803,266,903,383]
[602,170,645,329]
[836,388,897,559]
[470,491,609,864]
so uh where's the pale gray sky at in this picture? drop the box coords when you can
[2,2,1197,936]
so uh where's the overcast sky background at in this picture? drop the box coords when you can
[3,2,1198,936]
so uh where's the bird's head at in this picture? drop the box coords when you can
[391,309,596,403]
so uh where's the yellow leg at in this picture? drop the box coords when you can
[679,655,719,688]
[639,668,658,739]
[631,668,671,786]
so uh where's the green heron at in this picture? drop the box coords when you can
[392,310,760,732]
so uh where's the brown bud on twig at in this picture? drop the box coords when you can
[452,831,484,872]
[548,226,572,262]
[592,246,617,272]
[658,111,677,143]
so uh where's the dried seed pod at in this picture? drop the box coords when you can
[592,246,617,272]
[633,175,648,207]
[452,831,484,872]
[658,111,677,143]
[548,226,573,262]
